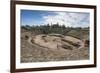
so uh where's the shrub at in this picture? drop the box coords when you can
[25,35,29,40]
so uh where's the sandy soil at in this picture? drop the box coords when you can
[21,34,89,62]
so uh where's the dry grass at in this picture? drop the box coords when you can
[21,32,89,63]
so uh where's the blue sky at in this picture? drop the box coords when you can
[21,9,90,27]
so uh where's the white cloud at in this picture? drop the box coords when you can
[42,12,89,27]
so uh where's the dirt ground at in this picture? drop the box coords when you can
[21,33,89,63]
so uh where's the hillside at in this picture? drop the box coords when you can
[21,25,89,62]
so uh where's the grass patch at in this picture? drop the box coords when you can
[67,29,89,39]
